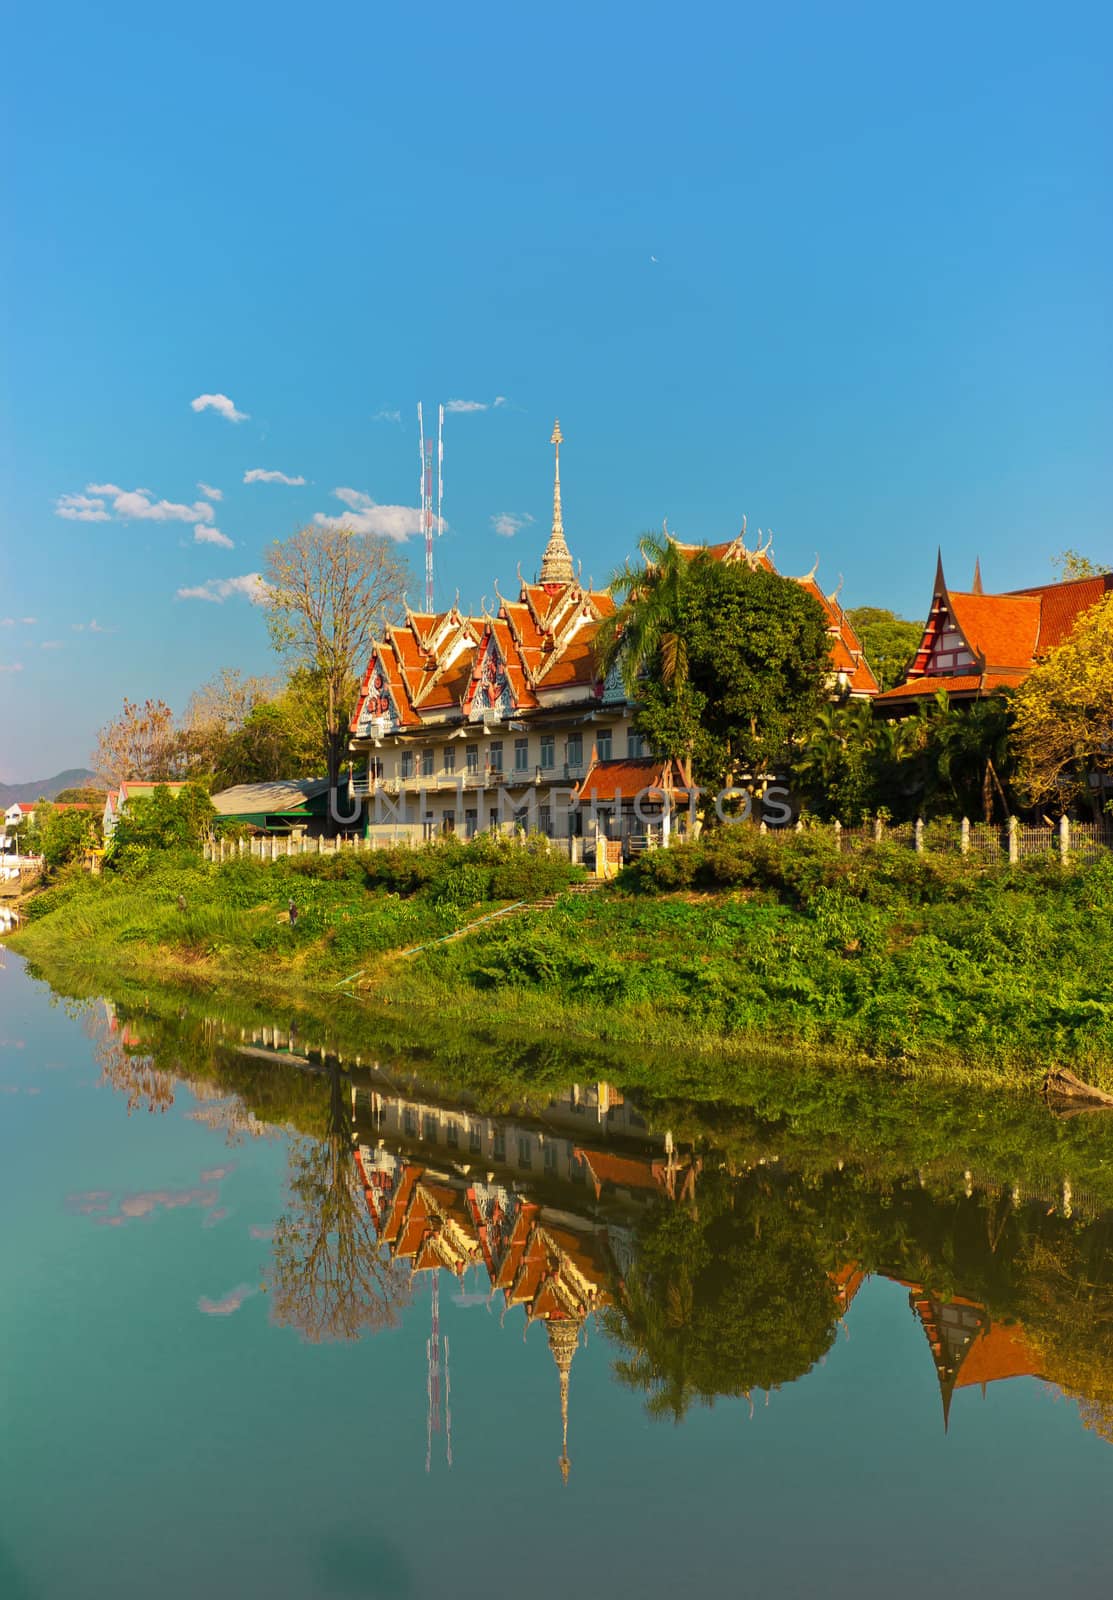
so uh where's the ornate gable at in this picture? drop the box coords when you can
[352,647,405,736]
[463,626,518,720]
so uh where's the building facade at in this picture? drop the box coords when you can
[348,424,878,842]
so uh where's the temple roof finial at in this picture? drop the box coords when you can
[540,420,575,587]
[972,556,983,595]
[547,1317,580,1485]
[934,547,947,597]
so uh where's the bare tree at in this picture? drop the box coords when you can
[181,668,277,768]
[269,1063,410,1342]
[92,697,184,785]
[264,526,410,814]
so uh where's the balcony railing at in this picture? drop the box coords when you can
[351,765,572,798]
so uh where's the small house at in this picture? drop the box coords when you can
[209,779,331,835]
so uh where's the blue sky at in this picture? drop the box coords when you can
[2,0,1110,779]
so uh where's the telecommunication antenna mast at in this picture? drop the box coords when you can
[417,402,445,612]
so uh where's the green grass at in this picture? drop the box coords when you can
[10,832,1113,1090]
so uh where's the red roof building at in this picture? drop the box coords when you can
[876,554,1113,711]
[349,428,877,843]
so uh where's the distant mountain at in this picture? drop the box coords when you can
[0,768,97,805]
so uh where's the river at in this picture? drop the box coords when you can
[2,950,1111,1598]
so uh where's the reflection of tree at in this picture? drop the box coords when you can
[603,1171,838,1420]
[87,1005,176,1115]
[270,1062,411,1342]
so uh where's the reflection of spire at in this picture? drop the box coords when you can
[540,421,574,587]
[547,1317,580,1484]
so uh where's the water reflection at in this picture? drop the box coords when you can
[86,993,1113,1465]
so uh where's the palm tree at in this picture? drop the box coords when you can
[594,527,696,698]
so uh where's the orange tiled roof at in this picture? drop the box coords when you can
[1012,572,1113,652]
[946,591,1042,669]
[574,756,690,803]
[577,1149,661,1194]
[954,1320,1042,1390]
[876,670,1029,703]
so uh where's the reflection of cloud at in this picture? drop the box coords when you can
[199,1283,258,1316]
[113,1184,219,1221]
[66,1190,112,1214]
[0,1084,40,1095]
[202,1207,230,1229]
[201,1164,236,1182]
[249,1223,275,1240]
[452,1291,492,1307]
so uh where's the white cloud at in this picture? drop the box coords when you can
[445,396,508,413]
[491,511,534,538]
[190,392,249,423]
[177,573,269,605]
[243,468,306,486]
[194,524,234,549]
[314,487,426,543]
[56,492,111,522]
[197,482,223,501]
[1,617,37,627]
[55,484,215,525]
[374,409,402,424]
[71,619,113,633]
[113,489,216,523]
[40,640,64,650]
[0,663,23,673]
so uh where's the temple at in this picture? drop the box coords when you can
[348,423,878,845]
[876,553,1113,713]
[352,1069,701,1481]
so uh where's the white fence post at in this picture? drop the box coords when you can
[960,817,970,856]
[1007,815,1018,865]
[915,817,924,854]
[873,816,883,844]
[1059,813,1070,866]
[833,820,842,853]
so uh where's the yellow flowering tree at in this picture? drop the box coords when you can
[1012,593,1113,819]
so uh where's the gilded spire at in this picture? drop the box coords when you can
[540,420,575,587]
[546,1316,580,1484]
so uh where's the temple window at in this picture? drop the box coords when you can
[596,727,612,761]
[567,733,583,769]
[628,729,646,758]
[514,737,529,772]
[517,1135,533,1169]
[443,744,456,773]
[421,748,434,777]
[401,750,414,779]
[469,1124,482,1154]
[493,1127,506,1161]
[465,744,479,774]
[488,740,504,772]
[540,735,555,769]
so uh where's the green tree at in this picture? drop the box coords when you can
[845,606,923,692]
[646,560,829,791]
[1052,549,1112,580]
[1012,591,1113,819]
[36,805,101,868]
[108,782,216,864]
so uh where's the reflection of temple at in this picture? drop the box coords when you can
[351,1070,699,1479]
[902,1284,1044,1429]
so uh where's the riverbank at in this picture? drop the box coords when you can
[8,833,1113,1090]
